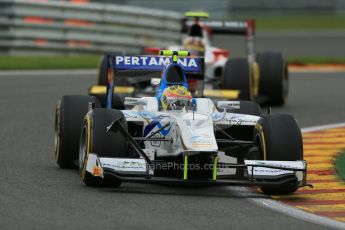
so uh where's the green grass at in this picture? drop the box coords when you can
[228,14,345,30]
[0,56,100,70]
[335,152,345,181]
[0,55,345,70]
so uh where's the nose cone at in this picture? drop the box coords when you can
[177,113,218,152]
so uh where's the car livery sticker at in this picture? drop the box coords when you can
[112,56,202,73]
[189,133,214,148]
[143,115,172,137]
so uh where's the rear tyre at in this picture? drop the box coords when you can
[235,101,261,116]
[79,108,128,187]
[253,114,303,195]
[96,55,129,109]
[256,52,288,106]
[55,95,99,168]
[97,55,107,86]
[221,58,252,100]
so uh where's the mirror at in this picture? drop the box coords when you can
[217,101,240,110]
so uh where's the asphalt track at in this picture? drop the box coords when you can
[0,71,344,230]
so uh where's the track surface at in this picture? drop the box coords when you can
[0,72,344,230]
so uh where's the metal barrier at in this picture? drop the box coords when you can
[116,0,345,17]
[0,0,182,55]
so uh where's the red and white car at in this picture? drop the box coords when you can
[145,12,289,106]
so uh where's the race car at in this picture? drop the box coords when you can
[55,50,309,195]
[145,12,289,105]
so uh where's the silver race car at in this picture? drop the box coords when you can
[55,51,310,195]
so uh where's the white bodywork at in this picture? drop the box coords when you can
[122,97,259,157]
[85,97,306,185]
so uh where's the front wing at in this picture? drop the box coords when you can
[85,153,309,188]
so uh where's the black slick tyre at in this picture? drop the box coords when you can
[79,108,128,187]
[55,95,99,168]
[97,55,108,86]
[256,52,288,106]
[253,114,303,194]
[235,101,261,116]
[96,55,129,109]
[222,58,252,100]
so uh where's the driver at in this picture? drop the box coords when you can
[183,37,205,57]
[183,23,205,56]
[160,85,192,111]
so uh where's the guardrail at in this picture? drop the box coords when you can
[0,0,182,55]
[116,0,345,17]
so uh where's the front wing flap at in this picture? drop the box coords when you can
[85,153,309,188]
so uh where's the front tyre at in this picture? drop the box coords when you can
[79,109,128,187]
[253,114,303,194]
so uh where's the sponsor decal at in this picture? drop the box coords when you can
[101,159,146,172]
[213,113,243,124]
[247,166,293,177]
[226,114,245,124]
[245,160,306,177]
[189,133,214,148]
[113,56,201,72]
[229,117,243,125]
[249,160,305,170]
[214,113,257,125]
[150,133,162,147]
[143,116,172,137]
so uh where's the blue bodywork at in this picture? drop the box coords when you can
[105,55,202,109]
[155,63,189,106]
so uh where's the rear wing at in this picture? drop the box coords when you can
[182,19,255,37]
[104,54,204,108]
[108,55,204,79]
[204,20,255,36]
[108,55,203,71]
